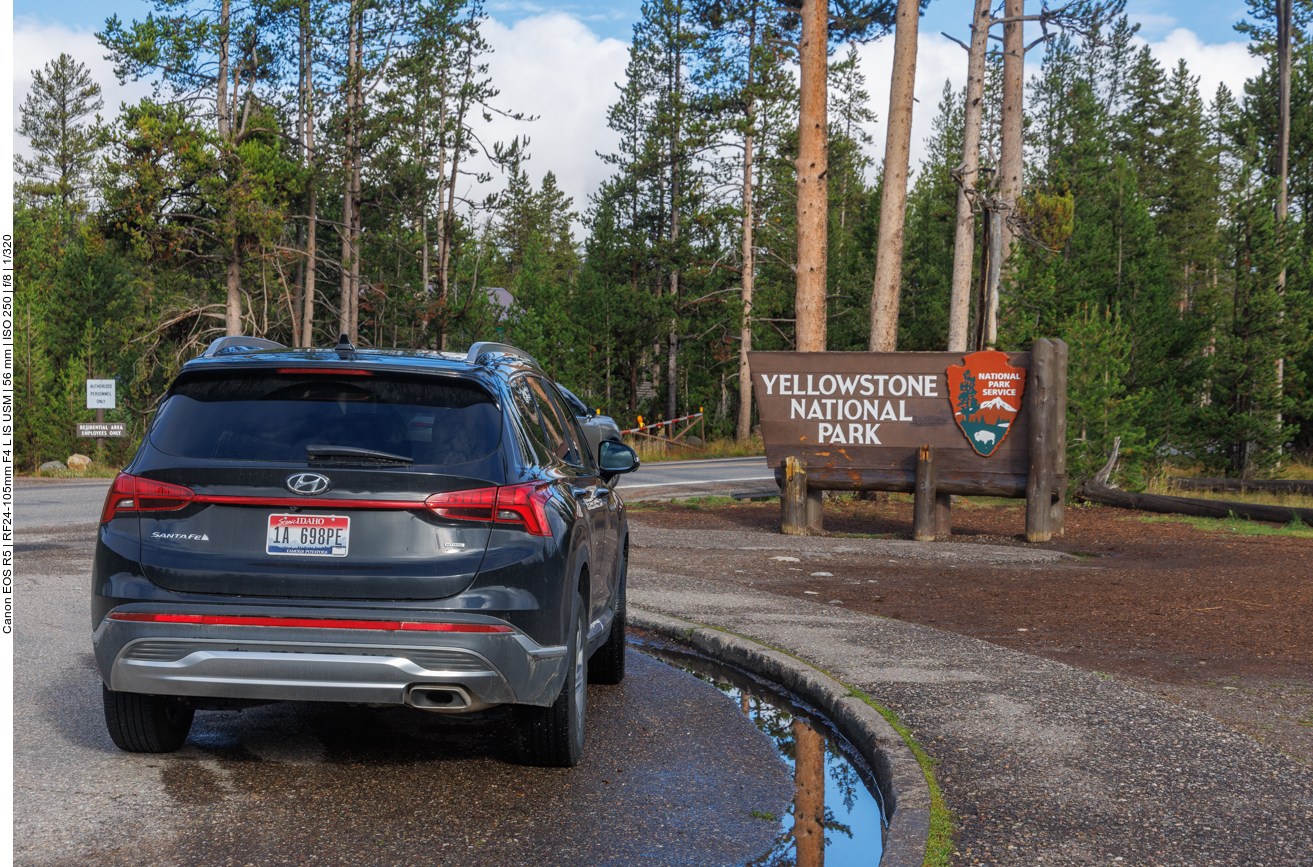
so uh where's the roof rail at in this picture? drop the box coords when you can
[465,342,539,368]
[200,336,287,358]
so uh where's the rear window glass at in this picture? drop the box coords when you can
[150,373,502,465]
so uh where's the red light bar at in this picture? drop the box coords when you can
[108,612,513,633]
[192,495,424,509]
[277,368,374,375]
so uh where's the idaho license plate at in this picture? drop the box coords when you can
[267,514,350,557]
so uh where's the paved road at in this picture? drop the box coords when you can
[16,480,112,529]
[615,456,775,501]
[15,456,777,525]
[14,510,793,866]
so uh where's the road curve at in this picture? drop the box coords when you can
[615,456,776,501]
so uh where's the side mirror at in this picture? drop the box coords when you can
[598,441,639,478]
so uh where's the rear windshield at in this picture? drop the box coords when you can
[150,372,502,465]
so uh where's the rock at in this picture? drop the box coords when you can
[39,460,66,473]
[67,454,92,472]
[685,435,704,447]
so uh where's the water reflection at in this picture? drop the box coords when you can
[636,644,888,867]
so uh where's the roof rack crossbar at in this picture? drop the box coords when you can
[200,336,288,357]
[465,342,539,368]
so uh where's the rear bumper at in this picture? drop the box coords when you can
[93,604,569,710]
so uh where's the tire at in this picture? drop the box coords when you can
[102,684,195,753]
[589,548,626,685]
[515,592,587,767]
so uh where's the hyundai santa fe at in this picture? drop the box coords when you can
[91,337,639,767]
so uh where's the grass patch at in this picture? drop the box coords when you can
[1164,456,1313,481]
[1133,513,1313,539]
[750,810,778,821]
[847,689,957,867]
[672,495,740,510]
[1147,476,1313,510]
[27,462,120,479]
[623,434,765,463]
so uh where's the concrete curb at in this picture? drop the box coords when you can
[630,607,931,867]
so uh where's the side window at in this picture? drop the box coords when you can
[509,377,551,466]
[557,384,590,418]
[527,377,581,466]
[558,393,598,471]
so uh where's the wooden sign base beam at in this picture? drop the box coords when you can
[781,457,823,535]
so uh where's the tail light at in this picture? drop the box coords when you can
[424,483,552,536]
[495,483,553,536]
[101,473,195,522]
[424,487,497,521]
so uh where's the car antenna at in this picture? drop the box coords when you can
[335,333,356,358]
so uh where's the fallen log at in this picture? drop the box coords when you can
[1078,438,1313,526]
[1169,477,1313,497]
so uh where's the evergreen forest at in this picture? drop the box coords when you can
[13,0,1313,487]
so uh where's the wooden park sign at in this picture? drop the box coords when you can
[749,339,1068,543]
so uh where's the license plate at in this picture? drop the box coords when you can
[267,514,350,557]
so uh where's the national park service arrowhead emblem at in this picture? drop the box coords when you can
[946,351,1026,457]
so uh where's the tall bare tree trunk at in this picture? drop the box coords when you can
[737,91,756,443]
[999,0,1024,264]
[1275,0,1291,428]
[225,252,242,335]
[996,0,1024,337]
[300,3,317,348]
[218,0,240,334]
[340,6,359,342]
[794,0,828,353]
[430,64,448,349]
[947,0,991,353]
[667,21,683,422]
[217,0,230,139]
[303,188,317,346]
[438,45,476,352]
[868,0,919,352]
[349,61,363,344]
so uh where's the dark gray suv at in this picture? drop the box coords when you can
[91,338,639,766]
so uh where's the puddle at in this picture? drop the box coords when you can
[635,640,889,866]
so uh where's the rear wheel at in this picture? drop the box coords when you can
[102,684,195,753]
[515,592,588,767]
[589,548,626,685]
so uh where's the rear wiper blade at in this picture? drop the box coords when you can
[306,445,413,466]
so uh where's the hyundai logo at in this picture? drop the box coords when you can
[286,472,331,495]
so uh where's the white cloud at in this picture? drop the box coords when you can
[850,31,1042,176]
[1137,28,1263,103]
[479,12,630,225]
[12,18,156,158]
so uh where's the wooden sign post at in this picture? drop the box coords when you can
[749,339,1067,542]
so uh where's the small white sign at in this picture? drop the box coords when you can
[87,379,116,409]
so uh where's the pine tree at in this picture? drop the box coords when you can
[16,53,104,210]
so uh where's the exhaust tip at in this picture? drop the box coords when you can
[405,685,473,712]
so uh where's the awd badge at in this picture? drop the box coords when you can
[946,351,1026,457]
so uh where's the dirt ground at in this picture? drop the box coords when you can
[628,495,1313,764]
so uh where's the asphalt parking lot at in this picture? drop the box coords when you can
[14,486,793,867]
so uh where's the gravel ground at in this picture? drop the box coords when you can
[630,498,1313,764]
[627,518,1313,866]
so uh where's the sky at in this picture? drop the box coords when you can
[11,0,1267,228]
